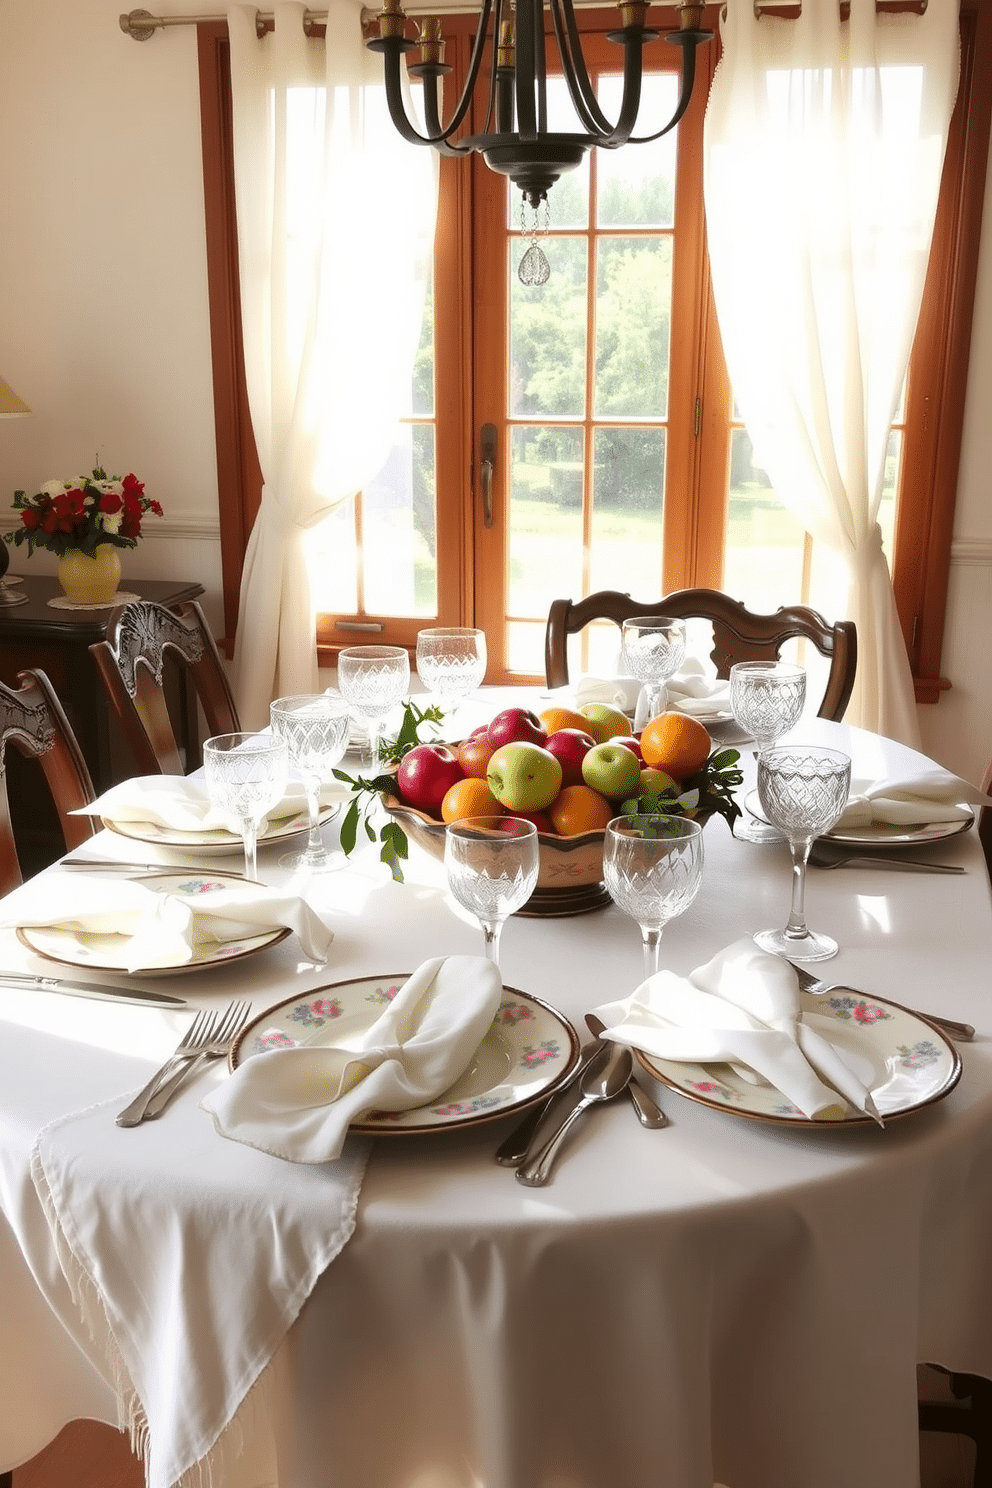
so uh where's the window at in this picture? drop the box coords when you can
[198,0,992,701]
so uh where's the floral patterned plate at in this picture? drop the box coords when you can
[635,989,962,1127]
[16,871,291,976]
[102,805,339,858]
[230,975,581,1134]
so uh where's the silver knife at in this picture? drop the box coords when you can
[0,971,186,1007]
[59,858,176,874]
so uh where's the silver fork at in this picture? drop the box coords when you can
[116,1008,222,1127]
[790,962,975,1042]
[139,1001,253,1121]
[808,844,965,874]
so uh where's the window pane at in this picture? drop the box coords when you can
[590,427,665,592]
[877,427,900,561]
[507,620,546,675]
[596,74,678,229]
[509,237,588,417]
[308,501,358,614]
[362,424,437,616]
[508,426,584,618]
[411,273,434,418]
[723,429,806,609]
[594,238,670,418]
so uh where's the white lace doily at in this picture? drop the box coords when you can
[47,590,142,612]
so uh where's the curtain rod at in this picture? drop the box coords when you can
[118,0,925,39]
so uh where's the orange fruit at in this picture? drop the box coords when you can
[547,784,614,836]
[538,706,593,736]
[639,712,711,778]
[441,777,505,824]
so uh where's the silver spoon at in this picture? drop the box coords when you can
[516,1041,633,1187]
[585,1013,668,1128]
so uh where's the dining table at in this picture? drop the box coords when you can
[1,704,991,1488]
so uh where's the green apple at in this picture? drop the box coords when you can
[578,702,633,743]
[639,767,681,797]
[581,741,642,801]
[487,742,563,812]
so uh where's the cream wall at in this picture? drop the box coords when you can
[1,0,990,781]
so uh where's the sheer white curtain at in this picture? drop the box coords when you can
[227,1,437,726]
[703,0,959,745]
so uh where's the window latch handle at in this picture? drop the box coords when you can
[480,423,497,529]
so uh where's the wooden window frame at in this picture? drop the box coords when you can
[197,2,990,699]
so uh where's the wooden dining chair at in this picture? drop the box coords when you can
[0,668,96,895]
[979,755,992,883]
[89,599,239,775]
[918,1367,992,1488]
[544,588,858,722]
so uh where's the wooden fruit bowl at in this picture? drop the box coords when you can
[380,791,704,918]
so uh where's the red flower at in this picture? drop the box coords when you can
[122,473,145,498]
[20,508,40,530]
[854,1003,889,1025]
[121,514,141,538]
[99,491,123,514]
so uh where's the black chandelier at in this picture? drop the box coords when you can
[367,0,713,210]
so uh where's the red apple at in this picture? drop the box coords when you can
[544,727,596,787]
[616,736,644,763]
[467,724,490,740]
[396,744,465,816]
[457,735,495,779]
[496,816,542,838]
[487,707,547,750]
[505,809,553,833]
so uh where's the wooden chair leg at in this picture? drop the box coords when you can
[920,1371,992,1488]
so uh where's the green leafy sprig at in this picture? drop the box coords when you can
[332,700,448,882]
[619,747,744,830]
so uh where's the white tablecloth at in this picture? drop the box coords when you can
[2,716,992,1488]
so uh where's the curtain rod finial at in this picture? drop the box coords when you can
[120,8,158,39]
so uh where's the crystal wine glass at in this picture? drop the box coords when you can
[729,661,807,843]
[203,732,289,882]
[269,692,351,873]
[622,616,687,728]
[444,816,539,967]
[416,627,487,730]
[337,645,410,774]
[753,745,852,962]
[603,814,704,980]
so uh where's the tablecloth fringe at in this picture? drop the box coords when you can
[29,1138,264,1488]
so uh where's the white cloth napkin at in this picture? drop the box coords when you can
[573,674,642,713]
[0,871,333,969]
[664,658,731,718]
[204,955,503,1162]
[23,1017,369,1488]
[592,938,879,1121]
[835,767,992,831]
[72,774,347,836]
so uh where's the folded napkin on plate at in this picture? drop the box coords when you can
[573,673,642,713]
[664,658,731,717]
[835,767,992,831]
[71,774,346,836]
[203,955,502,1162]
[592,938,879,1122]
[0,872,333,969]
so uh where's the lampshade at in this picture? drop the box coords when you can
[0,376,30,418]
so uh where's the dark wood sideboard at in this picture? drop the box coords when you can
[0,574,206,875]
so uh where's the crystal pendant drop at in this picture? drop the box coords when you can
[518,243,550,286]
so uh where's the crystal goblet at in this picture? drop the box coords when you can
[203,731,289,882]
[337,645,410,774]
[603,814,704,980]
[270,692,350,873]
[753,745,852,962]
[729,661,807,844]
[622,616,687,727]
[416,627,487,729]
[444,816,539,968]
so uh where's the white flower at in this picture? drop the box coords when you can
[40,479,71,497]
[99,511,122,534]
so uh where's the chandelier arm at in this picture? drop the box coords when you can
[515,0,538,142]
[441,0,498,139]
[368,0,495,146]
[625,36,700,144]
[551,0,614,137]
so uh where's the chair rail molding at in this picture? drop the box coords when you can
[950,537,992,566]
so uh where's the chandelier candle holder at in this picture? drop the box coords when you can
[367,0,712,277]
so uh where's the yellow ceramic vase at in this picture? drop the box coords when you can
[57,544,122,604]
